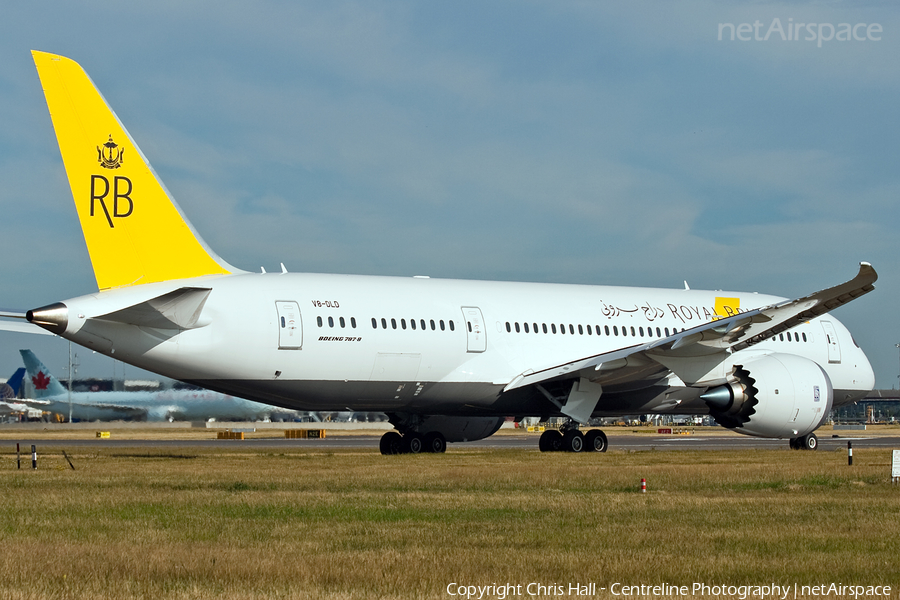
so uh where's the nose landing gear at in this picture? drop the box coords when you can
[789,433,818,450]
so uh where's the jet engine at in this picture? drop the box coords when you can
[701,353,833,438]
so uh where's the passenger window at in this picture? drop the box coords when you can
[339,317,345,328]
[665,327,670,336]
[613,326,619,336]
[779,333,784,341]
[381,318,387,329]
[630,326,636,336]
[430,319,436,330]
[401,319,407,330]
[421,319,426,330]
[586,324,591,335]
[317,316,323,327]
[605,325,610,336]
[371,317,377,329]
[639,327,644,337]
[524,323,529,333]
[410,319,416,330]
[506,322,511,333]
[328,316,334,328]
[533,323,538,334]
[391,318,397,330]
[656,327,661,337]
[449,321,455,331]
[551,324,557,334]
[560,324,566,335]
[578,324,583,335]
[468,321,473,333]
[515,322,521,333]
[543,323,548,334]
[351,317,357,329]
[802,332,807,342]
[440,320,445,331]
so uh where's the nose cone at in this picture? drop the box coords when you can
[857,350,876,392]
[26,302,68,335]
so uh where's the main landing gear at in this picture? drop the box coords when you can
[789,433,818,450]
[539,425,607,453]
[379,431,447,455]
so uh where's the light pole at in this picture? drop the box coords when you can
[65,342,79,423]
[68,342,72,422]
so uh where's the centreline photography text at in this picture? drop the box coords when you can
[445,581,893,599]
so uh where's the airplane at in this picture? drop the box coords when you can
[1,368,25,399]
[14,349,306,422]
[0,51,876,454]
[0,367,37,418]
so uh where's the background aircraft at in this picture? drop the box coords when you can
[0,367,38,419]
[17,349,305,422]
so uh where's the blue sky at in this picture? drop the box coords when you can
[1,1,898,388]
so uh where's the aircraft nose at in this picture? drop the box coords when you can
[857,349,876,391]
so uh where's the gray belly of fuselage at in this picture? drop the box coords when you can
[184,377,717,419]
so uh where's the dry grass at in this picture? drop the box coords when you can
[0,445,898,599]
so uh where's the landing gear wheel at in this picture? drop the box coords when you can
[584,429,608,452]
[562,429,584,453]
[539,429,563,452]
[379,431,403,455]
[404,433,424,454]
[424,432,447,453]
[799,433,818,450]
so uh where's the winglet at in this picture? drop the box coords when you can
[31,50,235,290]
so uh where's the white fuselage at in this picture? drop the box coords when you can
[55,272,875,418]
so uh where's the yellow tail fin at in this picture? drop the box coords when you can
[32,51,232,290]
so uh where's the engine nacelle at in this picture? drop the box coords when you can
[702,353,833,438]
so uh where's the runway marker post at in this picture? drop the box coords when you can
[16,443,20,469]
[848,441,852,466]
[640,478,646,493]
[31,445,37,470]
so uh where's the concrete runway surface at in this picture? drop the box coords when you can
[1,424,897,452]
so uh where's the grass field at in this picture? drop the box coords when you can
[0,442,898,599]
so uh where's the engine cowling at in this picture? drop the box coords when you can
[702,353,833,438]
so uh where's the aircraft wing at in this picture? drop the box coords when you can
[504,262,876,393]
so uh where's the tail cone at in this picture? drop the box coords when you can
[26,302,68,335]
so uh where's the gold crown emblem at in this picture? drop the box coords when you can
[97,135,124,169]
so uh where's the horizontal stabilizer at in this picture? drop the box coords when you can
[95,287,212,330]
[0,310,57,336]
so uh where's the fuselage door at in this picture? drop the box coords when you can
[820,320,841,364]
[461,306,487,353]
[276,301,302,350]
